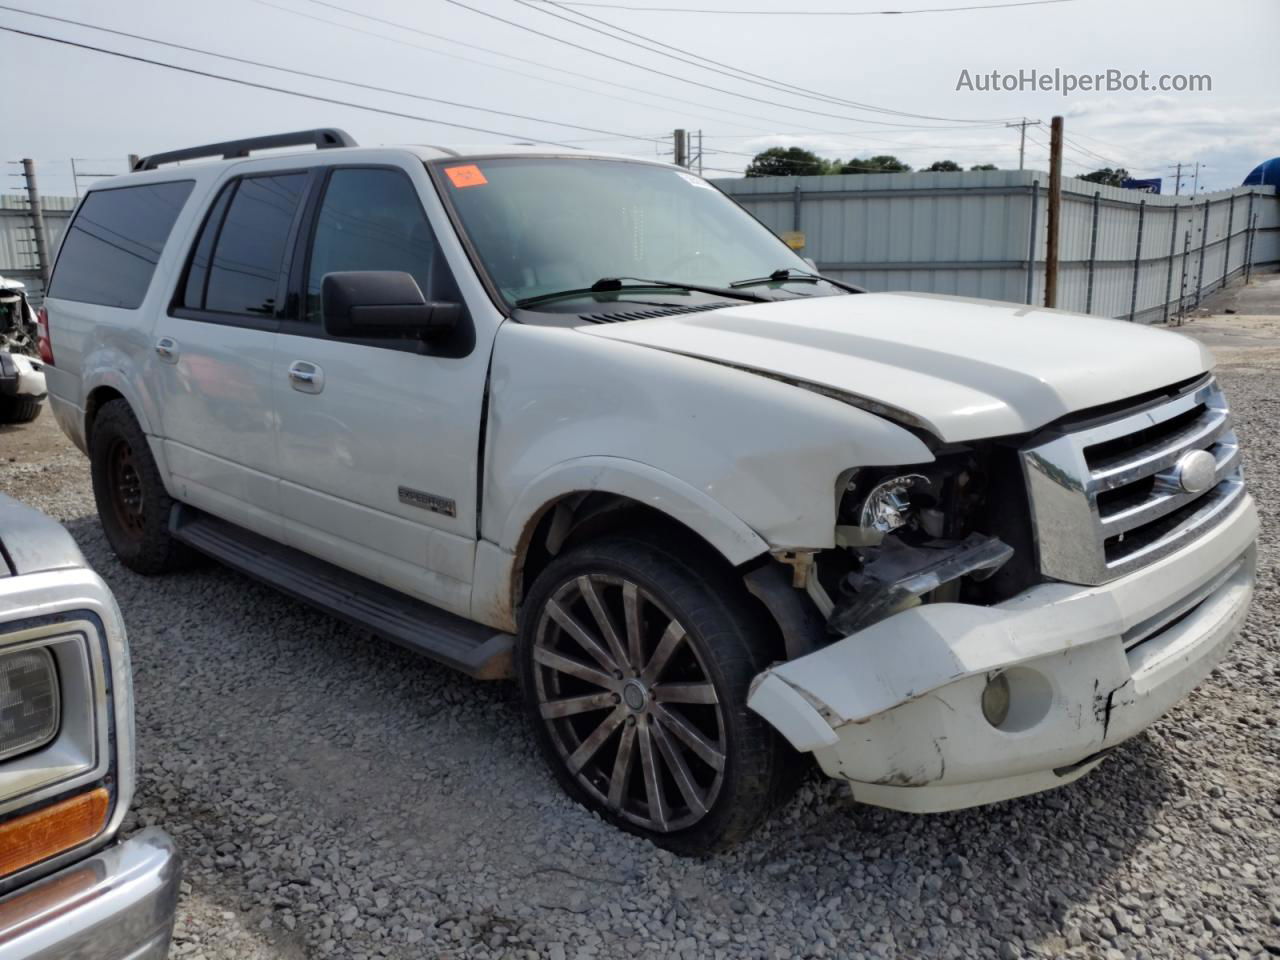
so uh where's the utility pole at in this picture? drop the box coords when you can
[673,128,687,168]
[696,129,703,177]
[20,159,51,289]
[1168,161,1202,197]
[1044,116,1063,308]
[1006,118,1042,170]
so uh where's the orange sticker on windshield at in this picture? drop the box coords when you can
[445,164,488,188]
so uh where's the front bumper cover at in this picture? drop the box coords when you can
[748,494,1258,813]
[0,353,46,401]
[0,828,181,960]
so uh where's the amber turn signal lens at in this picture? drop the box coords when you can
[0,788,109,879]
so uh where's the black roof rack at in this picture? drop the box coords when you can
[133,128,357,171]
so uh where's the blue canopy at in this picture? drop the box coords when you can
[1243,158,1280,188]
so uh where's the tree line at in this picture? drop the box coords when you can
[744,146,1129,186]
[743,147,996,177]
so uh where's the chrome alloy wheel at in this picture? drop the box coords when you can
[532,574,727,833]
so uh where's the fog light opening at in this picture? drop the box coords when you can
[981,672,1011,728]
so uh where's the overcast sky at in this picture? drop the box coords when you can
[3,0,1275,197]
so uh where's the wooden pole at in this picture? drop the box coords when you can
[1044,116,1064,308]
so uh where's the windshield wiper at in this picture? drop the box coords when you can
[730,268,866,294]
[515,276,771,309]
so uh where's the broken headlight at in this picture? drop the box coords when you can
[827,456,1014,634]
[857,473,929,536]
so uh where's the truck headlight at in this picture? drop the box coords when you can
[859,474,929,534]
[0,647,59,762]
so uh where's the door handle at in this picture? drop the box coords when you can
[155,337,179,363]
[287,360,324,394]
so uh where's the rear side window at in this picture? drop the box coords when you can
[48,180,194,309]
[180,173,307,317]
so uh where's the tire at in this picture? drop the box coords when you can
[89,399,198,574]
[0,394,41,424]
[518,535,792,855]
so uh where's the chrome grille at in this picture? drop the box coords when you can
[1022,377,1245,585]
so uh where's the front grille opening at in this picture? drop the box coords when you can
[1104,481,1228,563]
[1084,404,1206,472]
[1096,476,1156,518]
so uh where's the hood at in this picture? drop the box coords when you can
[580,292,1214,442]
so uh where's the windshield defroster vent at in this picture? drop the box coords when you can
[579,301,737,324]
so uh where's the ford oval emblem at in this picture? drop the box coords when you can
[1174,449,1217,495]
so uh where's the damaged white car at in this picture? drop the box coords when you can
[41,132,1256,853]
[0,276,48,424]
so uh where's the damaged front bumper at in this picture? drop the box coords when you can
[0,352,46,400]
[747,493,1258,813]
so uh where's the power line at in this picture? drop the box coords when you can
[443,0,1016,129]
[517,0,1012,123]
[278,0,1017,138]
[0,25,584,147]
[1061,135,1143,172]
[1056,128,1143,155]
[528,0,1075,12]
[1023,132,1096,171]
[510,0,1018,123]
[700,133,1016,150]
[1050,134,1149,173]
[253,0,791,136]
[0,5,669,147]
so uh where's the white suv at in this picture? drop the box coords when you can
[40,129,1257,853]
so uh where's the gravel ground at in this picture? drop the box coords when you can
[2,302,1279,959]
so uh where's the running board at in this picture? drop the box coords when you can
[170,505,514,679]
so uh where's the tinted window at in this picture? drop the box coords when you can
[179,182,234,310]
[48,180,194,309]
[204,174,306,316]
[306,168,450,322]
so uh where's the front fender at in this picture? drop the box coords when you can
[471,456,772,632]
[481,323,933,554]
[499,455,770,565]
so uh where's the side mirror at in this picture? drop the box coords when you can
[321,271,461,340]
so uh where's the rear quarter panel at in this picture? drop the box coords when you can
[42,173,219,450]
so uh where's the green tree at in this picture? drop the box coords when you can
[1078,167,1130,187]
[926,160,963,172]
[744,147,832,177]
[839,155,912,174]
[970,163,999,171]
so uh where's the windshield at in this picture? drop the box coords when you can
[434,157,840,308]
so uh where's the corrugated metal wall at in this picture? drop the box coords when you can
[0,194,75,304]
[719,170,1280,323]
[4,177,1279,319]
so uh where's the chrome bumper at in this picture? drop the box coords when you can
[0,829,181,960]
